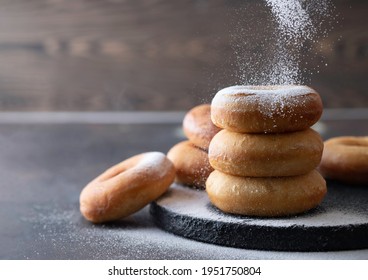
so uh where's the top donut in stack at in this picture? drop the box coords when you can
[167,104,221,189]
[206,85,327,217]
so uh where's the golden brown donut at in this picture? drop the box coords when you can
[319,136,368,185]
[206,170,327,217]
[209,128,323,177]
[167,141,213,188]
[183,104,221,150]
[80,152,175,223]
[211,85,323,133]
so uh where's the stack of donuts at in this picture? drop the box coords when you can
[167,104,221,189]
[206,85,327,217]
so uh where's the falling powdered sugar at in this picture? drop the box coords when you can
[265,0,313,40]
[232,0,335,85]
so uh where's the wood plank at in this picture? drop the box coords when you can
[0,0,366,111]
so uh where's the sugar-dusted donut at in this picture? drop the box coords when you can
[183,104,221,150]
[206,170,327,217]
[319,136,368,185]
[167,141,213,189]
[211,85,323,133]
[209,128,323,177]
[80,152,175,223]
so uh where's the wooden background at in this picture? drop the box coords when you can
[0,0,367,111]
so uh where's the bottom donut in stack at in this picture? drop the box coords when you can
[167,104,221,189]
[206,85,327,217]
[206,170,326,217]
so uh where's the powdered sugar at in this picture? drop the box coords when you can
[137,152,166,167]
[265,0,313,40]
[156,184,368,227]
[233,0,335,85]
[136,151,172,178]
[19,184,368,259]
[21,203,269,259]
[212,85,316,118]
[216,85,316,96]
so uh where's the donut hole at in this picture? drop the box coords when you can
[340,141,368,147]
[106,168,127,181]
[97,164,131,183]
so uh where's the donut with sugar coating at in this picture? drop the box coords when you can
[80,152,175,223]
[209,128,323,177]
[211,85,323,133]
[206,170,327,217]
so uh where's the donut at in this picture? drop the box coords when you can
[209,128,323,177]
[183,104,221,150]
[211,85,323,133]
[167,141,213,188]
[80,152,175,223]
[206,170,327,217]
[319,136,368,185]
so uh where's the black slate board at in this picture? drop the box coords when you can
[150,182,368,252]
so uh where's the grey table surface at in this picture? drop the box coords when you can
[1,111,368,260]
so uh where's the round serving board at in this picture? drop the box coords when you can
[150,182,368,252]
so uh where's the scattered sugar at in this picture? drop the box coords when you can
[156,184,368,227]
[20,203,273,259]
[20,184,368,259]
[24,205,219,259]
